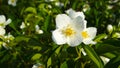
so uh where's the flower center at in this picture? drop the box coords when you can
[81,31,89,39]
[0,23,4,26]
[62,26,75,37]
[11,0,15,3]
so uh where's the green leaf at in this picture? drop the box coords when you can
[94,34,107,42]
[103,53,116,59]
[55,46,62,54]
[15,36,30,42]
[83,45,104,68]
[60,62,68,68]
[31,53,42,60]
[47,57,52,67]
[95,44,120,55]
[9,36,30,47]
[103,39,120,47]
[24,7,37,14]
[43,15,50,32]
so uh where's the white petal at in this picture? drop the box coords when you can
[35,25,40,31]
[86,27,97,39]
[84,20,87,29]
[81,48,87,56]
[12,3,16,6]
[67,33,83,47]
[83,38,92,44]
[72,16,85,31]
[8,0,11,5]
[100,56,110,65]
[75,12,85,19]
[5,18,11,25]
[0,15,6,24]
[83,39,96,45]
[66,8,76,18]
[20,22,26,29]
[66,8,85,19]
[52,29,66,45]
[0,27,5,36]
[55,14,71,28]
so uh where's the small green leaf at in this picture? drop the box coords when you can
[103,53,116,59]
[55,46,62,54]
[43,15,50,32]
[60,62,68,68]
[47,57,52,67]
[94,34,107,42]
[83,45,104,68]
[31,53,42,60]
[24,7,37,14]
[15,36,30,42]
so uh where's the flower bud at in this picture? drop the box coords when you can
[107,24,113,34]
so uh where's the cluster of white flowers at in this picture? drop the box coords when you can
[0,15,14,49]
[52,9,97,47]
[20,22,43,34]
[106,24,120,39]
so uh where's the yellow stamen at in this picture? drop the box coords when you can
[62,26,75,37]
[81,31,89,39]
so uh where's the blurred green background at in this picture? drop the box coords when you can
[0,0,120,68]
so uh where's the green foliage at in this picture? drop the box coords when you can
[0,0,120,68]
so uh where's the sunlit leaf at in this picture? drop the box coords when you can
[24,7,37,14]
[83,45,104,68]
[47,57,52,67]
[31,53,42,60]
[60,61,68,68]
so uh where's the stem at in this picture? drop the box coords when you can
[75,47,81,61]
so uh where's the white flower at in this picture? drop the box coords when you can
[32,63,44,68]
[107,24,113,34]
[52,10,85,46]
[35,25,43,34]
[20,22,26,29]
[8,0,17,6]
[81,22,97,45]
[0,26,5,36]
[20,22,30,29]
[0,15,11,28]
